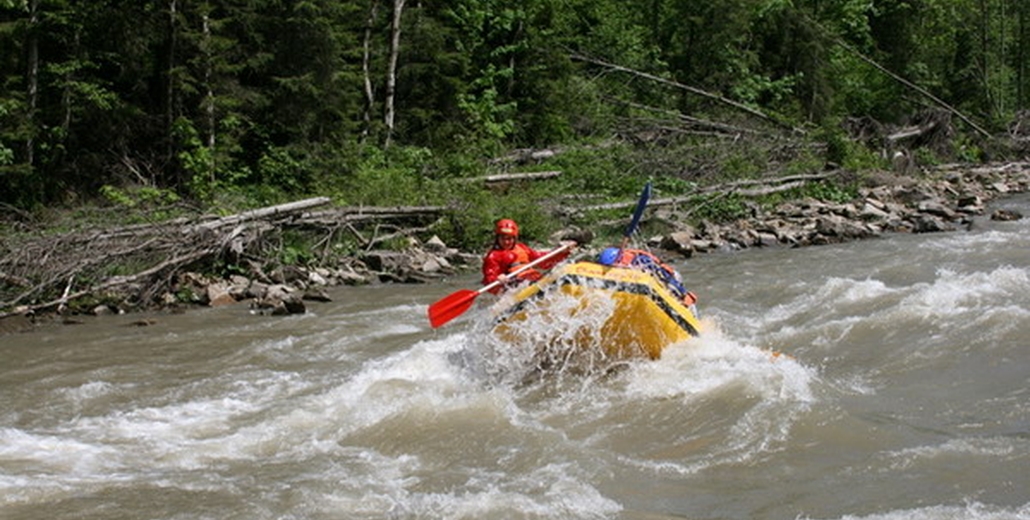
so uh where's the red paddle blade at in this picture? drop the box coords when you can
[427,289,479,328]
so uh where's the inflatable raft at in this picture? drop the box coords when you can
[491,260,702,360]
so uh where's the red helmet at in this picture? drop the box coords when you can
[495,218,519,237]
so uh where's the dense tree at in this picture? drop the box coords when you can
[0,0,1025,211]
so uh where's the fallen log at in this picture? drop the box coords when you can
[296,205,445,226]
[698,172,839,192]
[459,171,562,184]
[488,148,563,164]
[188,196,332,233]
[567,171,840,214]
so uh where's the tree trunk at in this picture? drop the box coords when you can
[1020,0,1027,108]
[383,0,405,147]
[26,0,39,167]
[361,0,380,141]
[203,10,216,183]
[979,0,993,115]
[167,0,178,185]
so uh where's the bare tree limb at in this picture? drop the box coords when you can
[571,53,803,134]
[830,36,991,139]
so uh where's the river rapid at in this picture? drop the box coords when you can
[2,194,1029,520]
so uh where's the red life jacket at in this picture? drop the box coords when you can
[483,242,544,293]
[507,243,540,280]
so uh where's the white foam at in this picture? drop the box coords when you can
[897,266,1029,316]
[625,324,815,404]
[800,501,1030,520]
[882,437,1022,471]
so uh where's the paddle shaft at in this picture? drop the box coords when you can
[483,241,573,293]
[620,181,652,249]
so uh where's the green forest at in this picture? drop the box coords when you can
[2,0,1028,247]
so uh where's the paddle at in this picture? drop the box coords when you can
[619,181,652,249]
[427,242,574,329]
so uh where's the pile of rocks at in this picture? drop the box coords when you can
[654,164,1028,257]
[163,236,479,315]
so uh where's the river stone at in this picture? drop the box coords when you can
[270,296,306,315]
[911,213,954,233]
[659,231,694,255]
[307,270,328,286]
[860,202,891,221]
[991,209,1023,221]
[917,199,957,219]
[207,283,236,307]
[424,235,449,253]
[302,289,332,302]
[361,250,406,272]
[92,304,116,316]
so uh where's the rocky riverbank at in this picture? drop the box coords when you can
[168,161,1029,317]
[1,161,1027,334]
[655,162,1029,255]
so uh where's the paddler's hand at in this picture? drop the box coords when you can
[497,273,510,285]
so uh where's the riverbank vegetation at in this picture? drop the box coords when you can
[2,0,1030,317]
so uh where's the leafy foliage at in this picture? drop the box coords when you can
[0,0,1024,235]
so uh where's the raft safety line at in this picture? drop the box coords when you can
[493,273,700,337]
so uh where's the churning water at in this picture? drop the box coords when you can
[1,194,1028,520]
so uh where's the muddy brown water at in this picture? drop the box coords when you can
[2,194,1029,520]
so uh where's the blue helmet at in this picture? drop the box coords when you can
[599,247,622,266]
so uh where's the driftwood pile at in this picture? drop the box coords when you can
[0,197,474,319]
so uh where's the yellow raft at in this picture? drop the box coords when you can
[491,260,702,360]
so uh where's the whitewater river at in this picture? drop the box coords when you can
[2,194,1028,520]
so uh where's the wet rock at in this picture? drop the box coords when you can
[92,304,117,316]
[917,199,957,219]
[333,267,372,286]
[302,289,332,302]
[990,182,1010,193]
[754,231,779,247]
[860,201,892,221]
[264,284,294,302]
[361,250,407,273]
[991,209,1023,221]
[272,297,306,316]
[247,280,269,299]
[251,284,306,315]
[910,213,955,233]
[207,282,236,307]
[956,194,984,214]
[307,270,328,286]
[659,231,695,255]
[227,275,252,300]
[419,256,447,273]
